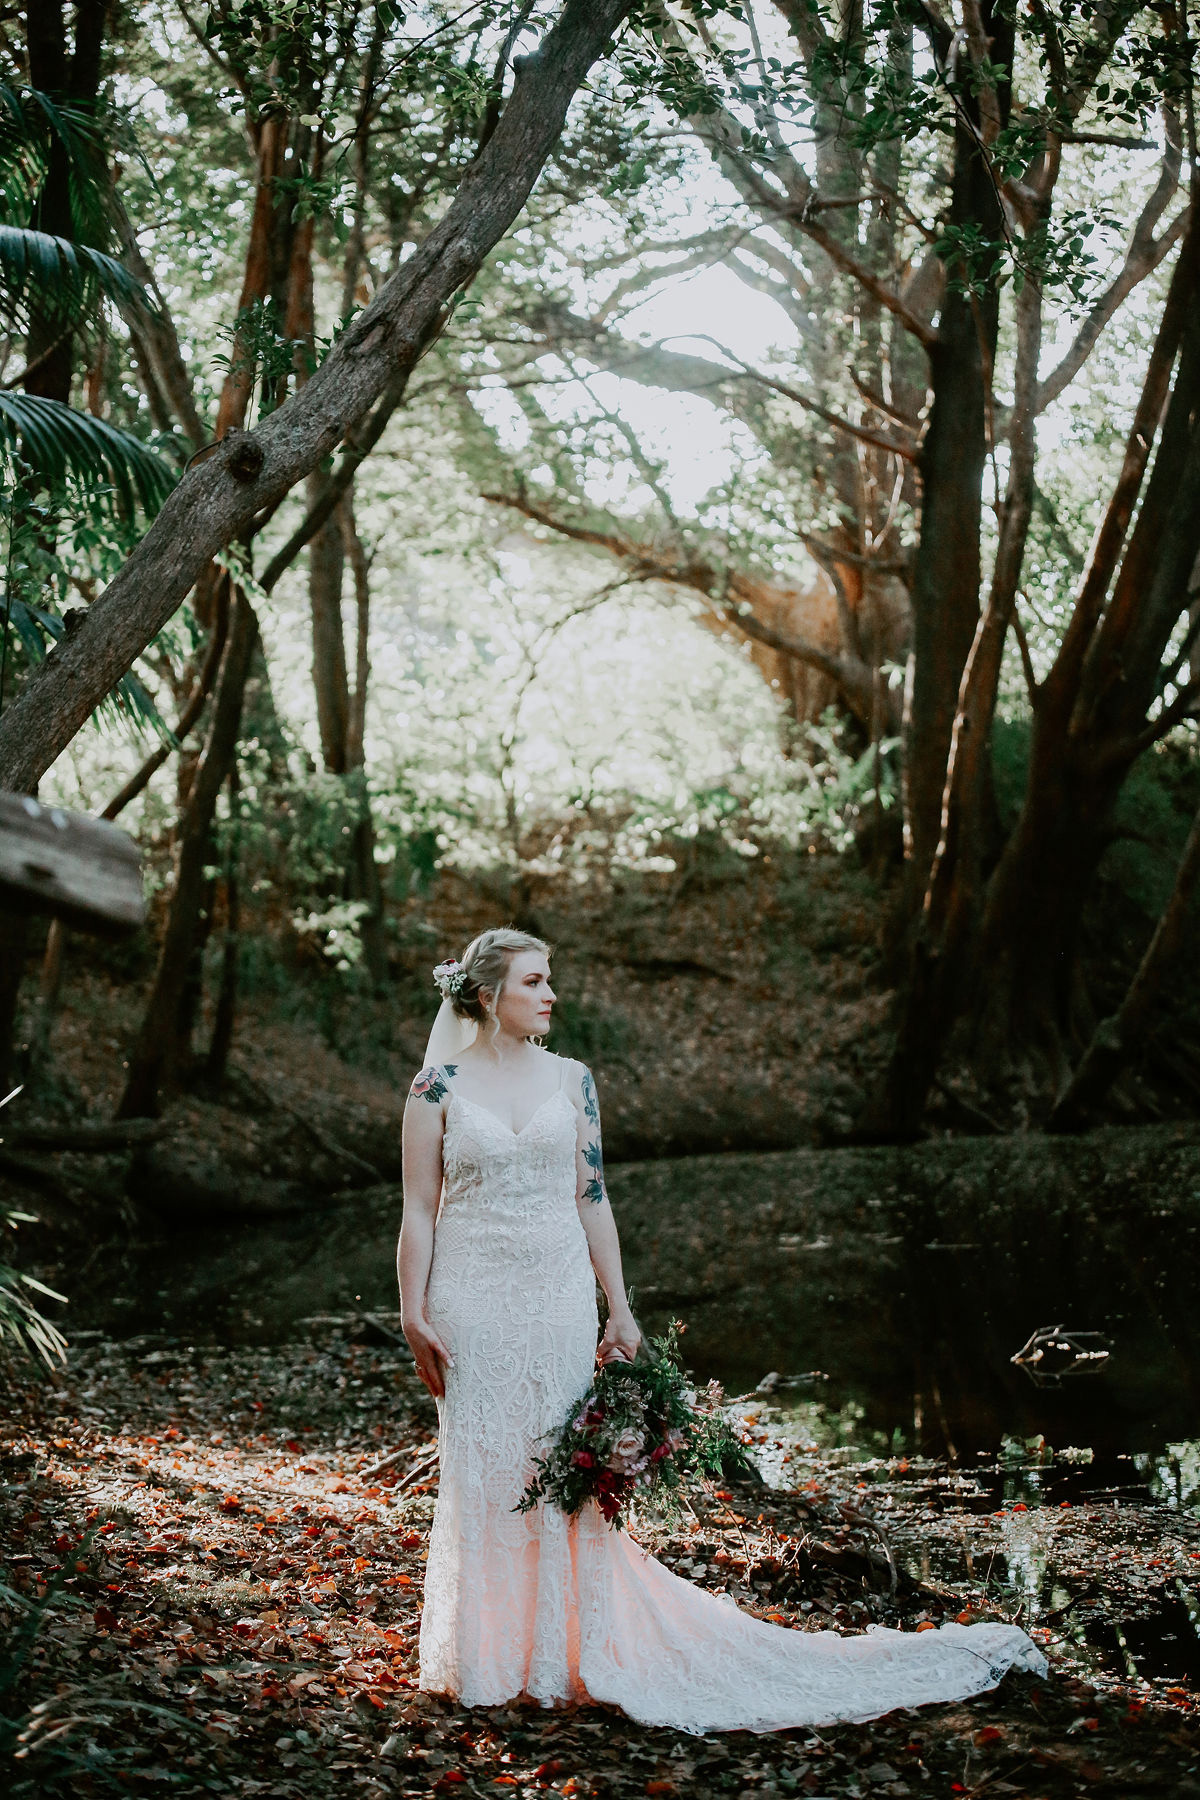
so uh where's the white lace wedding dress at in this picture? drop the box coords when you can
[417,1055,1047,1733]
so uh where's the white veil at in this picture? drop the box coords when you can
[423,996,478,1067]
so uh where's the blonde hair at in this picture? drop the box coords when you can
[448,926,552,1046]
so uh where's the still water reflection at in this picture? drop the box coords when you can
[617,1134,1200,1468]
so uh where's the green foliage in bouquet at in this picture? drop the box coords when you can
[516,1321,755,1531]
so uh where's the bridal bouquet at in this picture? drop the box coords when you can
[515,1321,754,1530]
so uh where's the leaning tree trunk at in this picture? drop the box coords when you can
[0,0,638,795]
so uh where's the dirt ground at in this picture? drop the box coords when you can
[2,1325,1198,1800]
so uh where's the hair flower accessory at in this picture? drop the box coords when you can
[433,958,467,998]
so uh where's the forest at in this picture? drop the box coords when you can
[2,0,1200,1795]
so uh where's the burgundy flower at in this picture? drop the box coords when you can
[596,1470,628,1522]
[572,1450,595,1468]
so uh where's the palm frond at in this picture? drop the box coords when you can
[0,225,152,330]
[0,85,112,244]
[0,1261,67,1370]
[0,392,175,516]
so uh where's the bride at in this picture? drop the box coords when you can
[398,926,1047,1733]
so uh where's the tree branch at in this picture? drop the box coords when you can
[258,370,410,594]
[481,488,881,720]
[677,336,919,461]
[1036,109,1185,416]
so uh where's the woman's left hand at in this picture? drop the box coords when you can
[598,1308,641,1366]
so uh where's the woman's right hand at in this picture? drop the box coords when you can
[404,1314,454,1399]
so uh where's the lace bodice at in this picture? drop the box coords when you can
[441,1079,580,1219]
[416,1056,1048,1731]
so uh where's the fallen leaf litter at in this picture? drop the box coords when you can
[2,1323,1198,1798]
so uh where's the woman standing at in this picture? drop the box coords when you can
[399,927,1046,1732]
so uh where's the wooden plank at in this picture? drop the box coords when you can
[0,792,145,937]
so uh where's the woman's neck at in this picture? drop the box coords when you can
[474,1029,538,1064]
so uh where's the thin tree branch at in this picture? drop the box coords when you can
[258,370,409,594]
[1011,601,1040,708]
[100,601,229,821]
[677,337,918,463]
[481,487,880,716]
[1104,676,1200,766]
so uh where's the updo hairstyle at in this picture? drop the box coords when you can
[449,927,552,1028]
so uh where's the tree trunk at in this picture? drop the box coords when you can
[117,586,256,1118]
[0,0,639,793]
[0,910,29,1093]
[24,0,109,405]
[1050,800,1200,1129]
[174,867,217,1067]
[878,209,1200,1123]
[979,212,1200,1004]
[901,57,1009,880]
[113,191,208,452]
[341,498,388,985]
[309,486,351,774]
[26,915,66,1083]
[205,763,241,1089]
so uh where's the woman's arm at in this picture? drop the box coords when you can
[398,1067,455,1398]
[571,1061,641,1366]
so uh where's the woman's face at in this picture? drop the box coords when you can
[489,950,555,1039]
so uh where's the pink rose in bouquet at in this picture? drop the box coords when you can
[606,1427,645,1473]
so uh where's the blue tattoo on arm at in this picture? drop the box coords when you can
[578,1066,606,1202]
[582,1139,606,1205]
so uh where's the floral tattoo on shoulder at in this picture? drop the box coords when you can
[410,1064,456,1104]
